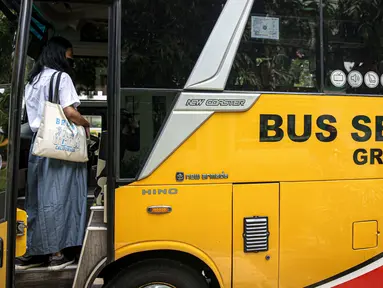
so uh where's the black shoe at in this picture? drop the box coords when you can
[48,254,74,271]
[15,254,48,270]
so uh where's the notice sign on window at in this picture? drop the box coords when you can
[251,16,279,40]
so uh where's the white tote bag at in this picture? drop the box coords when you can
[32,72,88,163]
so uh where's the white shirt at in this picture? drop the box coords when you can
[25,67,81,132]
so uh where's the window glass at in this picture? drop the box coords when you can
[0,12,15,84]
[0,88,8,213]
[120,0,227,88]
[119,90,177,179]
[83,115,102,137]
[0,11,15,221]
[226,0,320,92]
[74,57,108,100]
[324,0,383,94]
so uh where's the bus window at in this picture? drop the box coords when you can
[120,0,227,89]
[75,57,108,100]
[0,10,15,221]
[225,0,320,93]
[119,90,177,179]
[0,11,15,85]
[119,0,227,179]
[324,0,383,95]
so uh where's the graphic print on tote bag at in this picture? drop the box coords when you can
[53,118,81,152]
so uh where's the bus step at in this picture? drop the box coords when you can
[15,266,104,287]
[15,264,77,288]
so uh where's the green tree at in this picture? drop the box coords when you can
[0,11,15,138]
[0,11,15,85]
[120,0,226,88]
[74,57,107,95]
[227,0,319,91]
[0,88,9,135]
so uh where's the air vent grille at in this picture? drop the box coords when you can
[243,216,269,253]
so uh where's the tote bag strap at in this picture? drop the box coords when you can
[48,71,63,104]
[48,72,58,103]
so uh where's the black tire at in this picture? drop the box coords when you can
[104,259,209,288]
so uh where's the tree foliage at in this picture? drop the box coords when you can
[120,0,226,88]
[74,57,108,95]
[227,0,319,91]
[0,11,15,85]
[229,0,383,91]
[0,12,14,137]
[0,88,9,135]
[117,0,383,92]
[1,0,382,92]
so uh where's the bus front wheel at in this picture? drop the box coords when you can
[104,259,209,288]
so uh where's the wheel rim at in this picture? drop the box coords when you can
[140,284,175,288]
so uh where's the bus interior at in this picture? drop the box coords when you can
[16,0,109,205]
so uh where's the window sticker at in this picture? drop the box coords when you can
[251,16,280,40]
[347,71,363,88]
[330,70,346,88]
[364,72,379,88]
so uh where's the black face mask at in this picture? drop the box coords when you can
[67,57,75,69]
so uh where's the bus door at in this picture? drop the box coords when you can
[0,0,117,286]
[0,0,32,286]
[0,0,31,287]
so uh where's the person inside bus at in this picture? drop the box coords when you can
[15,36,90,271]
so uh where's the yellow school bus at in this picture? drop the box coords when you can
[1,0,383,287]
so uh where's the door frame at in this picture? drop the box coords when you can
[6,0,32,286]
[5,0,119,285]
[106,0,119,263]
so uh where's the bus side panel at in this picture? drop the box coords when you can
[280,180,383,288]
[114,184,232,288]
[233,183,279,288]
[136,94,383,186]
